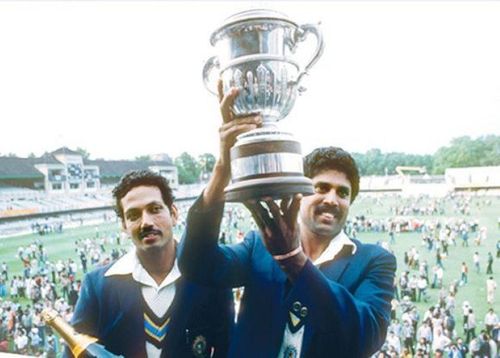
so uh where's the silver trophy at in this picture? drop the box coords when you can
[203,9,324,201]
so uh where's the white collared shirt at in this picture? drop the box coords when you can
[312,231,357,266]
[105,248,181,358]
[277,231,357,358]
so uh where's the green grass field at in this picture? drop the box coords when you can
[0,193,498,353]
[0,220,190,284]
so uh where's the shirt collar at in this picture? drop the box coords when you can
[313,230,357,266]
[105,247,181,289]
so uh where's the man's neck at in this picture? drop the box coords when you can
[300,227,334,262]
[137,240,176,285]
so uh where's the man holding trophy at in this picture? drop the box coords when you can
[179,9,396,357]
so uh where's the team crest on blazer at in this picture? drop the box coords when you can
[192,335,207,357]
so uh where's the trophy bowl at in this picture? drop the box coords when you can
[203,9,324,201]
[219,59,299,122]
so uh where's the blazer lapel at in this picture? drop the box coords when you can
[319,254,352,283]
[114,276,147,356]
[163,278,201,353]
[271,260,289,355]
[301,250,353,357]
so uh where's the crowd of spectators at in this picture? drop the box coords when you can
[0,193,497,357]
[367,195,498,357]
[0,227,130,356]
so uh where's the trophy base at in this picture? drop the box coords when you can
[224,176,314,202]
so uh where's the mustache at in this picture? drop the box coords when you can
[139,228,163,239]
[314,204,340,217]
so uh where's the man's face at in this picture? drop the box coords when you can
[299,169,352,239]
[120,185,178,254]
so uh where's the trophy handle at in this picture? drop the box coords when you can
[202,56,220,96]
[294,23,324,85]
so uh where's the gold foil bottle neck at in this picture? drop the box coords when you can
[42,308,98,358]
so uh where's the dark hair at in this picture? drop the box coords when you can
[303,146,360,202]
[112,170,174,220]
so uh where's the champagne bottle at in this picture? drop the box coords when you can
[41,308,124,358]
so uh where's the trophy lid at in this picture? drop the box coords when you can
[210,9,298,45]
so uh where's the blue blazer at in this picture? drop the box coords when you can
[67,258,234,358]
[179,198,397,358]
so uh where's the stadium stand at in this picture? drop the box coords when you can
[446,166,500,191]
[0,147,178,219]
[1,147,499,222]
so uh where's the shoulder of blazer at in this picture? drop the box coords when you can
[351,238,395,259]
[349,239,397,278]
[82,261,125,293]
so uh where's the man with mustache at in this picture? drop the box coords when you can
[179,85,397,357]
[67,170,233,357]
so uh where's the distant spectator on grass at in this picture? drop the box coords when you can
[432,328,451,354]
[461,229,469,247]
[0,278,6,298]
[460,262,468,285]
[469,336,481,357]
[417,275,428,302]
[455,337,468,357]
[44,331,58,358]
[486,251,493,274]
[484,308,498,336]
[486,276,497,305]
[473,252,480,273]
[1,262,8,281]
[465,308,477,343]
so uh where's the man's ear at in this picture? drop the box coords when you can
[170,204,179,225]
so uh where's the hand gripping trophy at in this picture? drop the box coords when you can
[203,9,324,201]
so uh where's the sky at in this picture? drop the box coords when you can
[0,0,499,161]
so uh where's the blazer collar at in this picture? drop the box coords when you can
[112,275,147,357]
[105,247,181,289]
[301,248,354,355]
[313,231,357,266]
[318,246,354,282]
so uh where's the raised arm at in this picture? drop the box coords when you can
[178,81,262,287]
[203,80,262,208]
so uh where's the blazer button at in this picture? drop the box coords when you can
[300,307,308,318]
[292,301,301,313]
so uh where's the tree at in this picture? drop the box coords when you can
[352,149,432,176]
[198,153,216,181]
[175,152,201,184]
[76,147,90,160]
[151,153,173,163]
[432,135,500,174]
[135,155,152,161]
